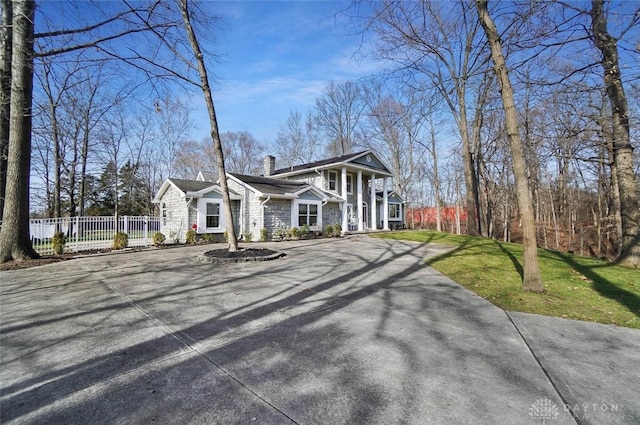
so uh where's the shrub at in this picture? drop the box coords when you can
[202,233,216,244]
[324,224,334,238]
[153,232,166,247]
[300,224,310,239]
[52,231,66,255]
[289,226,300,240]
[260,228,268,242]
[186,229,197,244]
[334,223,342,236]
[113,232,128,250]
[243,231,253,242]
[223,230,229,243]
[274,227,285,241]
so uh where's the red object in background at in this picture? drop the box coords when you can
[406,207,467,226]
[192,223,197,229]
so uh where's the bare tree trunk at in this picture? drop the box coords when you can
[0,0,11,220]
[476,0,543,291]
[429,119,442,233]
[591,0,640,267]
[0,0,38,262]
[458,93,482,236]
[179,0,237,252]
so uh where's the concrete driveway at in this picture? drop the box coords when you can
[1,236,638,424]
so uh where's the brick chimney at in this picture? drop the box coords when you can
[264,155,275,177]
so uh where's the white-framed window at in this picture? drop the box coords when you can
[389,203,401,219]
[346,174,353,194]
[298,203,318,227]
[328,171,338,191]
[293,200,322,229]
[206,202,220,228]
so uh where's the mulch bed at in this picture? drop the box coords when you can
[201,248,285,263]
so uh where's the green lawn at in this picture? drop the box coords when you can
[372,230,640,329]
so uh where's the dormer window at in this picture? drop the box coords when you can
[328,171,338,191]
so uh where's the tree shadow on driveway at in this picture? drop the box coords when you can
[1,238,571,424]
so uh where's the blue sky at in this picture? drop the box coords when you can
[193,1,379,145]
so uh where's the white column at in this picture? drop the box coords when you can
[341,166,348,233]
[383,177,389,230]
[357,170,363,231]
[370,173,377,230]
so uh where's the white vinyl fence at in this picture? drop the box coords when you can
[1,216,163,256]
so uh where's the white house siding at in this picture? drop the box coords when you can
[263,199,292,239]
[159,184,190,242]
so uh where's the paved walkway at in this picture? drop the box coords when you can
[1,237,638,424]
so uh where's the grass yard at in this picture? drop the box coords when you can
[372,230,640,329]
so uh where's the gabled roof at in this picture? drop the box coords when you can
[229,173,308,197]
[170,178,218,193]
[152,178,239,203]
[376,190,404,202]
[196,171,218,182]
[229,173,343,202]
[271,149,393,177]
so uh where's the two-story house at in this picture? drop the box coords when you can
[152,150,404,242]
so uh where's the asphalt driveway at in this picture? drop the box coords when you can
[1,236,638,424]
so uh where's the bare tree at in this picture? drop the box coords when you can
[1,0,186,262]
[0,0,39,262]
[315,80,366,156]
[0,0,11,219]
[367,0,489,236]
[178,0,238,252]
[275,109,320,167]
[154,96,193,180]
[476,0,543,291]
[173,137,216,179]
[222,131,266,175]
[591,0,640,267]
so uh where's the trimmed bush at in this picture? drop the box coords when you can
[334,223,342,236]
[289,226,300,240]
[324,224,334,238]
[274,227,285,241]
[300,224,310,239]
[153,232,166,247]
[243,231,253,242]
[260,228,268,242]
[113,232,128,250]
[186,229,197,244]
[223,230,229,243]
[52,231,67,255]
[202,233,216,244]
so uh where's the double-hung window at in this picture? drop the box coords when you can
[206,202,220,228]
[298,203,318,227]
[346,174,353,194]
[389,203,400,219]
[328,171,338,191]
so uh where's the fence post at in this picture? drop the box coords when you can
[124,215,129,235]
[75,216,80,252]
[144,216,149,246]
